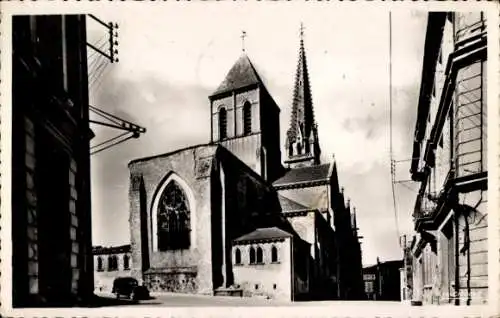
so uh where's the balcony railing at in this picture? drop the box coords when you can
[454,13,486,45]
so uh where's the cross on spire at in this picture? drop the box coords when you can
[300,22,305,40]
[241,31,247,52]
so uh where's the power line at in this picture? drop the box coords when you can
[389,11,401,246]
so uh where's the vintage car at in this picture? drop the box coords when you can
[111,277,150,300]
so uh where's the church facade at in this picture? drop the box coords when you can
[128,31,363,301]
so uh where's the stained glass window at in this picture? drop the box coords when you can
[157,181,191,251]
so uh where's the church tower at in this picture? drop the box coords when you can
[285,25,321,168]
[209,49,283,181]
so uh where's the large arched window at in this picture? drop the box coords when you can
[235,248,241,265]
[256,246,263,263]
[157,181,191,251]
[243,102,252,135]
[97,256,103,272]
[249,247,256,264]
[271,245,278,263]
[219,107,227,140]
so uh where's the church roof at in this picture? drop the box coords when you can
[233,227,293,243]
[273,163,331,188]
[278,194,309,212]
[211,54,263,97]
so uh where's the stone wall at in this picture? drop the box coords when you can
[25,117,39,298]
[144,268,197,293]
[457,190,488,305]
[211,88,260,141]
[129,145,216,294]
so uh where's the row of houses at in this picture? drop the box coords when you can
[405,11,489,306]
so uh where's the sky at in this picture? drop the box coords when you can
[86,4,428,267]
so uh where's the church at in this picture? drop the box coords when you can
[128,29,364,301]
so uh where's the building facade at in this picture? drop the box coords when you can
[128,30,363,301]
[11,15,94,307]
[363,259,403,301]
[93,245,132,292]
[231,227,311,301]
[409,12,488,306]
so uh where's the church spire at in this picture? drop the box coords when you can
[285,23,321,168]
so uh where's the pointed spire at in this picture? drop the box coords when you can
[285,23,321,167]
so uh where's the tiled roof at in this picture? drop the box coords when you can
[278,195,308,212]
[211,54,263,97]
[273,163,331,187]
[234,227,292,243]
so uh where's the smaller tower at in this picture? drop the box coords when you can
[285,24,321,168]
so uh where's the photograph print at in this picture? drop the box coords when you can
[0,2,497,316]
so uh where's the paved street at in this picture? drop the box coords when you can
[72,292,491,318]
[93,291,405,307]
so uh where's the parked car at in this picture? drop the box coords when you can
[112,277,150,300]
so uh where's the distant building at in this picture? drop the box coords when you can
[363,259,403,301]
[409,12,487,305]
[92,245,132,293]
[127,27,363,301]
[11,15,94,307]
[400,239,414,303]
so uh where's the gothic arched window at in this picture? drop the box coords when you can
[219,107,227,140]
[256,246,263,263]
[271,245,278,263]
[123,254,130,270]
[249,247,256,264]
[235,248,241,265]
[157,181,191,251]
[243,102,252,135]
[97,256,103,272]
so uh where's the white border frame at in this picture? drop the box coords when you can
[0,2,499,317]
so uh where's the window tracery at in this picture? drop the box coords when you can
[157,181,191,251]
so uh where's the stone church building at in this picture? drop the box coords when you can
[128,32,364,301]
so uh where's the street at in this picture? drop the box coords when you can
[86,292,492,318]
[94,291,406,307]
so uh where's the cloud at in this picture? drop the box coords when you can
[90,73,210,246]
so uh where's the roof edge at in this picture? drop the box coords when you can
[128,142,216,167]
